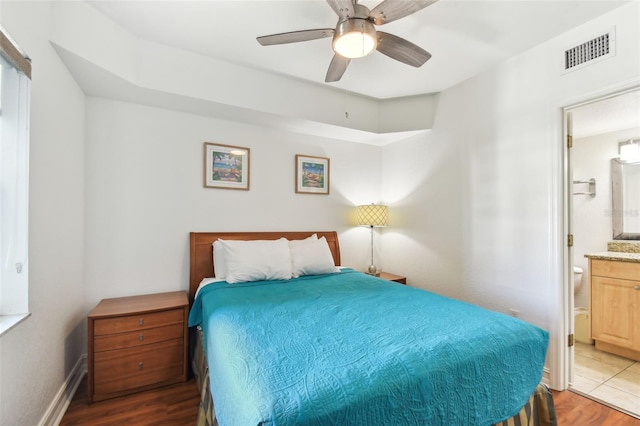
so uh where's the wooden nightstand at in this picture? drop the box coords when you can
[378,272,407,284]
[87,291,189,402]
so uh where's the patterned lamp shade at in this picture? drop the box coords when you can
[357,204,389,227]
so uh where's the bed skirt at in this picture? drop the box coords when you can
[190,327,556,426]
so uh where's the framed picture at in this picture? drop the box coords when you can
[204,142,250,190]
[295,154,329,194]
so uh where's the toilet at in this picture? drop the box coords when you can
[573,266,583,295]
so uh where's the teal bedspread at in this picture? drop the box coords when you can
[189,269,548,426]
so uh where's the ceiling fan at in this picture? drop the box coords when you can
[257,0,438,83]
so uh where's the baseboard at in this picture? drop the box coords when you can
[542,367,551,387]
[38,354,87,426]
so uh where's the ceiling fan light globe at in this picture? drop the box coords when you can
[333,19,377,59]
[334,32,376,58]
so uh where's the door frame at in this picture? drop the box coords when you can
[560,84,640,390]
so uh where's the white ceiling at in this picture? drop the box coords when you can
[87,0,630,100]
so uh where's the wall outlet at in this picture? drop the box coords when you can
[509,308,520,318]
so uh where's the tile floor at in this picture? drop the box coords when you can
[572,341,640,417]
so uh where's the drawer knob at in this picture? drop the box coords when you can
[138,334,144,342]
[139,318,144,326]
[138,362,144,370]
[634,285,640,290]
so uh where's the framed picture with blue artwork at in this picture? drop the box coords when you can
[204,142,250,190]
[295,154,329,195]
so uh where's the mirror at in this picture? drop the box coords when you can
[612,158,640,239]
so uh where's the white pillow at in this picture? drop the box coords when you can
[288,233,318,250]
[221,238,293,284]
[287,234,318,277]
[215,235,316,279]
[212,240,228,279]
[290,236,339,277]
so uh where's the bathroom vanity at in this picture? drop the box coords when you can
[586,247,640,362]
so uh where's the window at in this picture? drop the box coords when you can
[0,26,31,335]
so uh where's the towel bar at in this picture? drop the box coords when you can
[573,178,596,196]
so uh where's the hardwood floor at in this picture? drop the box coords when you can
[552,390,640,425]
[59,377,200,426]
[60,376,640,425]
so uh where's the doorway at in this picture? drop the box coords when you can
[564,88,640,417]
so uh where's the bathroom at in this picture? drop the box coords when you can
[570,89,640,417]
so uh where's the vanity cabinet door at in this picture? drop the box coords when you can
[591,275,640,351]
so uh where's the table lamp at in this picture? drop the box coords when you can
[357,204,389,274]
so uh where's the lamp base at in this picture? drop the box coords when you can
[367,264,379,275]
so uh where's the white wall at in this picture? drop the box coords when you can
[572,126,640,308]
[379,115,466,298]
[0,2,86,425]
[84,98,383,304]
[382,2,639,389]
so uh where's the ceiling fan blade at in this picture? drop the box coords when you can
[257,29,334,46]
[325,0,356,19]
[376,31,431,67]
[369,0,438,25]
[325,54,350,82]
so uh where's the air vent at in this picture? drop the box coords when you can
[563,29,615,72]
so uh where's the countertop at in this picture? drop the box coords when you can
[584,251,640,263]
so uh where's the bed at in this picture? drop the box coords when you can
[188,231,556,426]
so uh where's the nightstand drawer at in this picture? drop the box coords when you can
[94,338,183,396]
[94,323,184,352]
[94,308,183,335]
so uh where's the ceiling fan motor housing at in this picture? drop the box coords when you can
[332,18,377,58]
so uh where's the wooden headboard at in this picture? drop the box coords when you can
[189,231,341,304]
